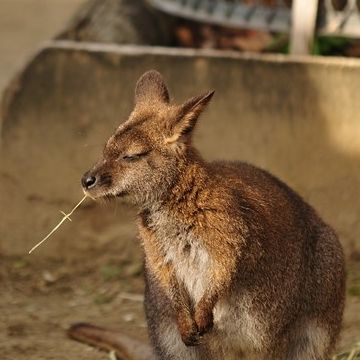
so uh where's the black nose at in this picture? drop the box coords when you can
[82,174,97,189]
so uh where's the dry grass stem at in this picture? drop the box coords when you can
[28,195,88,254]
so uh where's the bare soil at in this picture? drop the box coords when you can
[0,245,147,360]
[1,242,360,359]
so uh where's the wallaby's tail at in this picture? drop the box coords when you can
[67,323,155,360]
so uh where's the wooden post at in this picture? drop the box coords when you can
[290,0,319,55]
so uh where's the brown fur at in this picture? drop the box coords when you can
[80,70,346,359]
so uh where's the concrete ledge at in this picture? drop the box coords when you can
[1,41,360,257]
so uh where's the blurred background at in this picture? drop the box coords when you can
[0,1,359,359]
[0,0,82,93]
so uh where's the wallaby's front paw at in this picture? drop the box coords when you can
[195,306,214,336]
[177,312,202,347]
[182,328,202,347]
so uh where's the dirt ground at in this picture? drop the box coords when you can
[0,243,148,360]
[1,235,360,360]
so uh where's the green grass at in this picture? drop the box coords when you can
[94,293,115,305]
[312,36,351,56]
[13,258,29,269]
[348,284,360,297]
[265,34,353,57]
[100,264,122,281]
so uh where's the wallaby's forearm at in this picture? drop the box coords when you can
[194,235,240,334]
[140,222,200,344]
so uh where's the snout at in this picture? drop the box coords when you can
[81,171,97,190]
[81,166,114,198]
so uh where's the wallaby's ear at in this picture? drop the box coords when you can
[135,70,170,105]
[166,90,214,144]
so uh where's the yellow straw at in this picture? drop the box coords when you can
[28,195,88,254]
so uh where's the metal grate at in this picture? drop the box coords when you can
[146,0,360,37]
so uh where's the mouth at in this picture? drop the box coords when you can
[82,188,96,200]
[83,187,128,200]
[116,190,128,198]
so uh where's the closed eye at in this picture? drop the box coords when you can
[122,150,150,162]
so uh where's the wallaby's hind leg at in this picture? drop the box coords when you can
[68,323,155,360]
[286,322,332,360]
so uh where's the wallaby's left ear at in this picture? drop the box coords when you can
[135,70,170,105]
[169,90,214,142]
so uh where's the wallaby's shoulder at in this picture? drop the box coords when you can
[207,160,299,204]
[209,160,292,192]
[207,160,321,229]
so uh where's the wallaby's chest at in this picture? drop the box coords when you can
[147,210,209,303]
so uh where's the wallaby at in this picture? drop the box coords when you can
[71,70,346,360]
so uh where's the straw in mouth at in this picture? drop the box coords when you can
[28,195,88,254]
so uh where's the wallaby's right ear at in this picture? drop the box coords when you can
[135,70,170,105]
[165,90,214,145]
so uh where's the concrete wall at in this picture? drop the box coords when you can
[0,0,84,95]
[1,41,360,257]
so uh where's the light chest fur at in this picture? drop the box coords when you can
[144,208,268,355]
[147,208,210,303]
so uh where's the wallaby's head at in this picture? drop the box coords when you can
[81,70,214,204]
